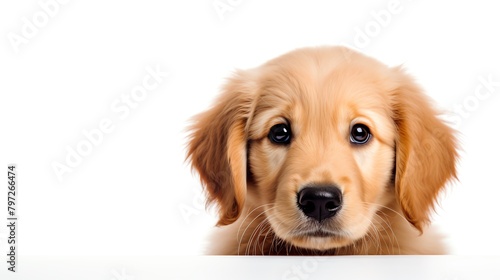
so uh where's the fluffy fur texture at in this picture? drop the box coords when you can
[187,46,457,255]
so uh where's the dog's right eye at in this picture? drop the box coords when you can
[350,123,371,145]
[268,123,291,144]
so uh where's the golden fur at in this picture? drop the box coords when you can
[187,46,457,255]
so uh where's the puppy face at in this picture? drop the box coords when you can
[247,52,397,250]
[187,47,457,253]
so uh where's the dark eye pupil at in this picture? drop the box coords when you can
[350,124,370,144]
[353,127,366,139]
[269,124,291,144]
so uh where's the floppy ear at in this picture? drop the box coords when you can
[391,68,458,232]
[186,71,255,226]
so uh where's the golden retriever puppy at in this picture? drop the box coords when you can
[187,46,457,255]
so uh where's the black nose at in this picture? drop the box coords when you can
[297,186,342,222]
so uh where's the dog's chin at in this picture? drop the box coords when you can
[286,231,355,251]
[266,209,373,251]
[270,221,360,251]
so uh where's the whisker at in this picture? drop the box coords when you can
[261,222,275,255]
[237,205,277,255]
[357,201,405,254]
[373,211,401,254]
[236,203,274,240]
[360,201,407,223]
[248,217,271,255]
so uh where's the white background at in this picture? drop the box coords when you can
[1,0,499,259]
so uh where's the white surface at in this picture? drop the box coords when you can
[1,0,500,263]
[1,256,500,280]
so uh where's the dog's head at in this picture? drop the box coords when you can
[187,47,457,251]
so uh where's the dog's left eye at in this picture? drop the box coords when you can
[269,123,291,144]
[350,124,371,144]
